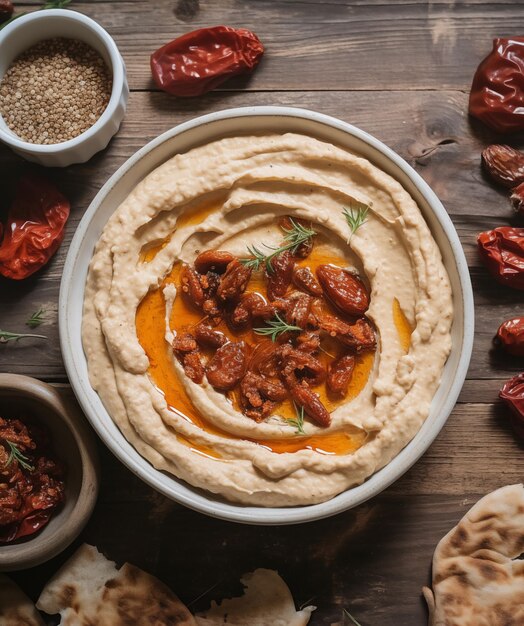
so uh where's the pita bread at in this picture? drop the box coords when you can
[195,568,315,626]
[36,543,196,625]
[0,574,45,626]
[423,484,524,626]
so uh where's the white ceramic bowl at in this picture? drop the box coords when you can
[59,107,474,525]
[0,9,128,167]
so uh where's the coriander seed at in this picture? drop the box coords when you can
[0,37,112,145]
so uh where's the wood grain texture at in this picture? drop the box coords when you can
[0,90,521,381]
[8,391,522,625]
[2,2,524,625]
[11,1,524,91]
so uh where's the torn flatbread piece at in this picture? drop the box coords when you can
[0,574,45,626]
[195,568,315,626]
[36,543,196,625]
[423,483,524,626]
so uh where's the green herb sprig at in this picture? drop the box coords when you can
[26,308,45,329]
[343,609,362,626]
[0,330,47,343]
[0,1,72,31]
[6,441,34,471]
[254,312,302,342]
[43,0,71,8]
[287,403,306,435]
[240,218,316,272]
[343,201,370,241]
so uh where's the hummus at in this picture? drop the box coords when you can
[82,132,453,507]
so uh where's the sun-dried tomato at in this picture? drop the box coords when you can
[172,333,205,383]
[231,292,274,327]
[240,372,287,421]
[172,332,198,353]
[266,251,294,301]
[499,373,524,441]
[316,264,369,316]
[496,317,524,356]
[194,250,234,274]
[295,330,321,354]
[0,174,70,280]
[247,340,280,379]
[180,264,206,309]
[288,382,331,428]
[217,259,252,302]
[469,38,524,133]
[292,266,322,296]
[150,26,264,97]
[194,323,227,349]
[171,238,378,428]
[327,354,356,395]
[206,341,247,391]
[0,417,65,544]
[477,227,524,290]
[278,344,326,387]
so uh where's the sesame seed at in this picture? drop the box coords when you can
[0,38,112,145]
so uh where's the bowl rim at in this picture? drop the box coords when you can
[0,373,99,570]
[0,8,124,153]
[59,106,474,525]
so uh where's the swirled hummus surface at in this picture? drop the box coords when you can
[82,133,453,506]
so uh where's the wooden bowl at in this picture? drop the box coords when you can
[0,374,99,571]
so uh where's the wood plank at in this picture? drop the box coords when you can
[6,387,521,624]
[0,89,521,380]
[9,1,524,91]
[2,4,522,625]
[7,492,487,625]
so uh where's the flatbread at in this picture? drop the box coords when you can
[195,568,315,626]
[36,543,196,625]
[0,574,45,626]
[423,483,524,626]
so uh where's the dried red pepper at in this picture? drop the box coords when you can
[477,227,524,290]
[469,37,524,133]
[499,373,524,442]
[150,26,264,97]
[496,317,524,356]
[0,174,70,280]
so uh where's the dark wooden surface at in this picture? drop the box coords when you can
[2,1,524,624]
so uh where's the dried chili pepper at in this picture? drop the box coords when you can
[477,227,524,290]
[150,26,264,97]
[0,174,70,280]
[469,37,524,133]
[496,317,524,356]
[499,373,524,442]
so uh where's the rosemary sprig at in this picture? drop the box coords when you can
[0,330,47,343]
[343,609,362,626]
[241,244,270,272]
[240,218,317,272]
[6,441,34,472]
[287,403,305,435]
[43,0,71,8]
[26,308,45,329]
[254,312,302,342]
[343,200,370,241]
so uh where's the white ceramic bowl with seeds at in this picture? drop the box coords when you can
[0,9,128,167]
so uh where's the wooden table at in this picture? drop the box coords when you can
[2,1,523,623]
